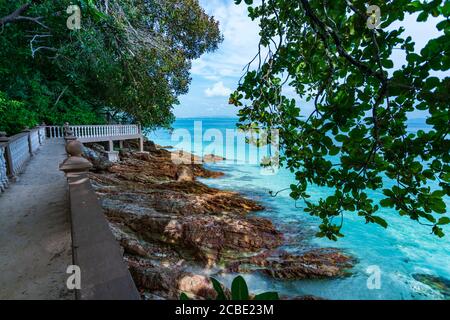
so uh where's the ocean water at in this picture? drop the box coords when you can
[148,118,450,300]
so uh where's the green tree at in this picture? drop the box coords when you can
[231,0,449,239]
[0,91,38,134]
[0,0,222,134]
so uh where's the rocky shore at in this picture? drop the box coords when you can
[84,141,354,300]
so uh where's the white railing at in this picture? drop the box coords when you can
[46,126,64,139]
[0,124,143,189]
[0,144,8,192]
[8,133,31,177]
[38,126,46,144]
[69,125,140,140]
[0,127,46,185]
[30,130,40,154]
[44,124,141,142]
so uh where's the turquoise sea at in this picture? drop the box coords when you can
[148,118,450,300]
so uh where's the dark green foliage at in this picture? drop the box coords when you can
[0,0,222,134]
[210,277,227,300]
[231,276,249,300]
[179,276,279,300]
[179,292,190,300]
[231,0,450,239]
[0,91,38,135]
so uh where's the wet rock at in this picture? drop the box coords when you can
[90,146,273,267]
[203,154,226,163]
[171,150,203,165]
[156,144,173,149]
[104,203,280,266]
[88,140,354,299]
[145,140,158,152]
[226,248,354,280]
[177,165,194,182]
[413,274,450,299]
[128,258,218,300]
[82,145,113,172]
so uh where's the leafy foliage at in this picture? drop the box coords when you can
[0,91,38,135]
[0,0,222,134]
[231,0,450,239]
[179,276,279,300]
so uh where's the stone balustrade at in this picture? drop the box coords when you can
[0,127,46,187]
[0,123,143,192]
[59,139,140,300]
[8,133,30,176]
[30,129,40,154]
[0,142,8,192]
[69,124,140,139]
[46,126,65,139]
[45,124,143,155]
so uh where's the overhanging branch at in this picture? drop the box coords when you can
[0,1,48,29]
[299,0,385,82]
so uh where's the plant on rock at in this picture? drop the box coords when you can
[180,276,279,300]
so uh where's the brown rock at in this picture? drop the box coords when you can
[88,140,354,299]
[128,258,217,300]
[226,248,354,280]
[177,165,194,182]
[203,154,226,163]
[171,150,203,165]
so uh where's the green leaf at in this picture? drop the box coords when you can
[180,293,190,300]
[381,59,394,69]
[254,292,279,300]
[372,216,388,228]
[231,276,249,300]
[210,277,227,300]
[328,145,340,156]
[417,11,428,22]
[430,199,446,214]
[437,217,450,225]
[432,225,445,238]
[380,198,394,207]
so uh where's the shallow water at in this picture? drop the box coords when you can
[148,118,450,300]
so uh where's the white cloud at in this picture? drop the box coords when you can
[193,0,262,81]
[204,81,232,97]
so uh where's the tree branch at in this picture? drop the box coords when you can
[0,3,32,25]
[0,1,47,29]
[299,0,385,82]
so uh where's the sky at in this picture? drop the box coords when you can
[173,0,445,119]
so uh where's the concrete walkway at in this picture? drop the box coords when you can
[0,142,73,300]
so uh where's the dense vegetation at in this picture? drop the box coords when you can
[0,0,222,134]
[231,0,449,239]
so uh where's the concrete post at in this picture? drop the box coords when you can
[60,140,93,177]
[63,122,71,137]
[138,124,144,152]
[0,132,13,177]
[119,140,123,149]
[22,127,32,156]
[108,140,114,152]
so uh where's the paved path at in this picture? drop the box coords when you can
[0,142,73,300]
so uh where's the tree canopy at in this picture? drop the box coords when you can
[0,0,222,134]
[231,0,449,239]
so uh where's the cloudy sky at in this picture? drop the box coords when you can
[173,0,443,118]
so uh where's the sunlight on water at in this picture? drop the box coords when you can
[148,118,450,300]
